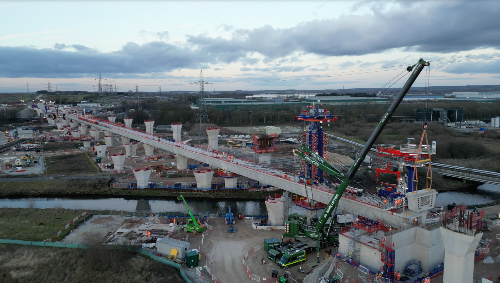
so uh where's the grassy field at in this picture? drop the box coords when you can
[45,153,98,174]
[0,93,33,103]
[42,141,83,151]
[0,245,184,283]
[0,179,110,197]
[0,208,87,241]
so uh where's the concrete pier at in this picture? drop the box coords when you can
[56,122,64,130]
[71,130,81,138]
[89,130,100,139]
[47,117,55,126]
[265,197,284,226]
[133,167,151,189]
[224,177,238,189]
[78,125,88,135]
[121,136,130,145]
[258,154,272,164]
[206,126,220,151]
[144,120,154,134]
[171,122,182,142]
[108,116,116,123]
[104,136,114,146]
[175,155,188,170]
[62,119,70,126]
[94,145,107,158]
[104,130,112,136]
[131,142,138,156]
[144,144,154,156]
[111,153,126,171]
[82,140,92,148]
[123,144,132,157]
[69,121,78,128]
[124,118,133,128]
[441,228,482,283]
[194,169,213,189]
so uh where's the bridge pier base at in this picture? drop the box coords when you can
[144,144,154,156]
[176,155,188,170]
[194,169,213,189]
[441,227,482,283]
[258,154,271,164]
[121,136,130,145]
[224,177,238,189]
[94,145,107,158]
[265,197,284,226]
[82,140,92,148]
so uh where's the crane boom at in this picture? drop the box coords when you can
[310,59,430,234]
[177,195,200,229]
[293,147,343,181]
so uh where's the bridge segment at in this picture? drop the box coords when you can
[69,114,426,227]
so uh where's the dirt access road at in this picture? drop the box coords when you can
[192,217,344,283]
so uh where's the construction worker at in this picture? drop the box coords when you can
[389,226,392,232]
[397,271,400,280]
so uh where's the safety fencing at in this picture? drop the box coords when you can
[0,239,192,282]
[241,242,281,283]
[49,210,92,242]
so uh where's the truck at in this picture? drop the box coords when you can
[283,58,430,264]
[336,214,354,224]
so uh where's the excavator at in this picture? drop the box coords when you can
[273,59,430,270]
[177,195,206,233]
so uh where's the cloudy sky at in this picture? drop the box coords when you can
[1,0,499,93]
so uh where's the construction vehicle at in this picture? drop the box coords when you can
[336,214,354,224]
[285,59,430,263]
[15,158,22,168]
[177,195,205,233]
[227,140,241,148]
[226,206,237,233]
[225,206,234,225]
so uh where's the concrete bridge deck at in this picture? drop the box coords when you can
[68,114,426,227]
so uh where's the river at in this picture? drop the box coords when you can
[1,184,499,214]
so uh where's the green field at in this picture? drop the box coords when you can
[0,245,184,283]
[45,153,98,174]
[0,208,87,241]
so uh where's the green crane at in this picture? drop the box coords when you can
[284,59,430,262]
[177,195,205,233]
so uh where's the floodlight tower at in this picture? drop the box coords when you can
[296,104,338,184]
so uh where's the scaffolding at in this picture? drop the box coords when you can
[282,190,292,221]
[381,237,395,280]
[352,216,389,234]
[348,228,361,262]
[297,105,337,184]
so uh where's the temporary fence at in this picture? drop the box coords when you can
[50,210,92,242]
[0,239,192,283]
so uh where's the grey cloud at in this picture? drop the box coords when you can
[240,67,252,71]
[272,66,309,72]
[187,1,500,59]
[441,58,500,74]
[0,42,214,78]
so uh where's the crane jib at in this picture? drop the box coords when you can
[295,58,430,239]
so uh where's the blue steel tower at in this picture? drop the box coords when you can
[296,105,338,184]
